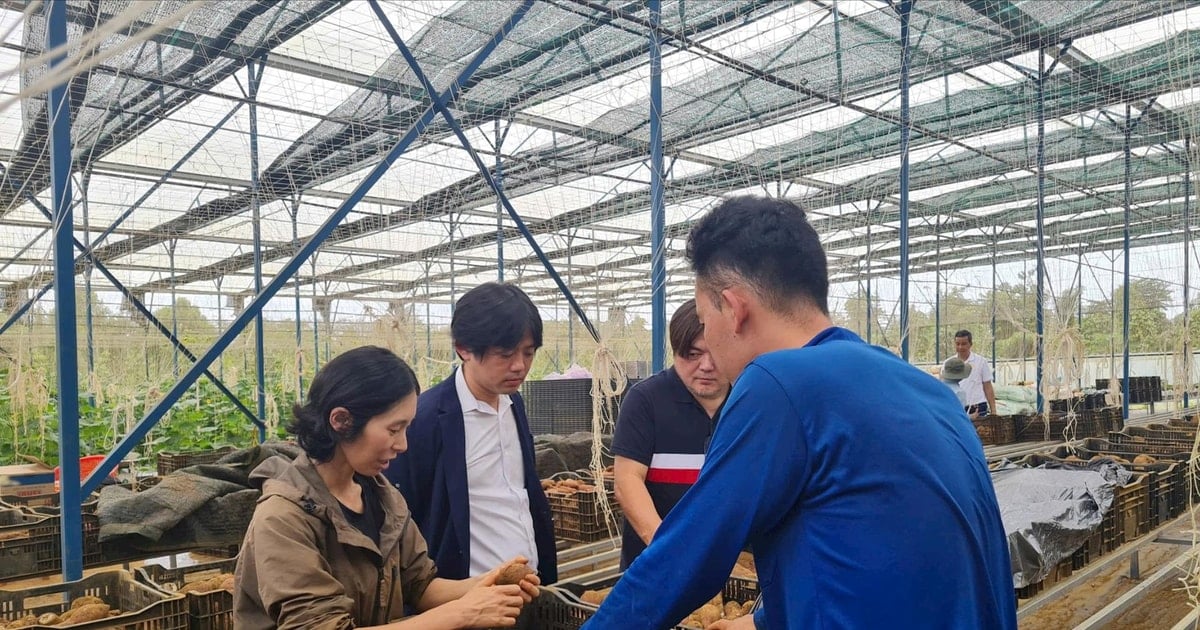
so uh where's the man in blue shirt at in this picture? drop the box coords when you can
[581,196,1016,630]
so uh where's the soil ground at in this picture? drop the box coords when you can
[1019,525,1199,630]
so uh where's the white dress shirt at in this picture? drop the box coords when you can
[455,368,539,575]
[959,352,994,406]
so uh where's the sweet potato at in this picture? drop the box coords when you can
[61,603,111,624]
[495,564,535,586]
[580,587,611,605]
[4,615,38,629]
[69,596,105,610]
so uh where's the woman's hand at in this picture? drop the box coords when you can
[706,615,757,630]
[447,577,525,629]
[484,556,542,603]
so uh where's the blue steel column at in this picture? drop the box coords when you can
[81,2,531,495]
[649,0,666,372]
[249,59,266,441]
[46,0,83,581]
[1035,50,1047,415]
[1122,105,1132,421]
[897,0,913,361]
[1185,138,1192,410]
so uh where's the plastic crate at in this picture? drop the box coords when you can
[525,587,600,630]
[137,558,236,630]
[546,484,622,544]
[541,574,754,630]
[156,447,236,476]
[1109,473,1150,551]
[0,492,105,573]
[0,508,62,580]
[0,569,187,629]
[1015,412,1071,442]
[1031,451,1183,528]
[1015,559,1073,600]
[1107,431,1195,456]
[723,576,759,604]
[1169,416,1200,429]
[972,415,1016,446]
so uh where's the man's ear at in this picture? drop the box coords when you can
[329,407,353,433]
[720,286,752,336]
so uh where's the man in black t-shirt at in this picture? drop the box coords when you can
[612,299,730,569]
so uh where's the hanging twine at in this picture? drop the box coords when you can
[589,341,627,545]
[995,291,1085,443]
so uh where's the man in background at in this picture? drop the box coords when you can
[941,356,974,417]
[581,196,1015,630]
[953,329,998,418]
[612,298,730,569]
[387,282,557,584]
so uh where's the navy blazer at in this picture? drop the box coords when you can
[385,369,557,583]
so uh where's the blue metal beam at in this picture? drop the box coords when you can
[0,102,244,338]
[82,0,532,496]
[1123,105,1132,421]
[45,0,83,582]
[1035,49,1046,415]
[897,0,913,361]
[368,0,601,343]
[649,0,666,372]
[248,58,266,442]
[23,195,263,430]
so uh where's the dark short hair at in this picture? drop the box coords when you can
[669,299,704,357]
[686,196,828,314]
[452,282,543,359]
[289,346,420,462]
[955,330,973,344]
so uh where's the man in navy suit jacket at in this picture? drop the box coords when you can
[386,283,557,584]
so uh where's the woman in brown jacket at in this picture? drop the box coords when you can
[234,346,539,629]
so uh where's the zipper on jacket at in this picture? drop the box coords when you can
[374,565,385,624]
[381,562,397,623]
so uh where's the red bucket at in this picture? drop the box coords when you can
[54,455,115,492]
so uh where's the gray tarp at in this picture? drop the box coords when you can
[992,460,1130,588]
[97,441,301,553]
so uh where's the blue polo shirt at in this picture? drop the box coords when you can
[582,327,1016,630]
[612,367,717,568]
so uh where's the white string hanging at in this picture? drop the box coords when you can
[589,341,627,545]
